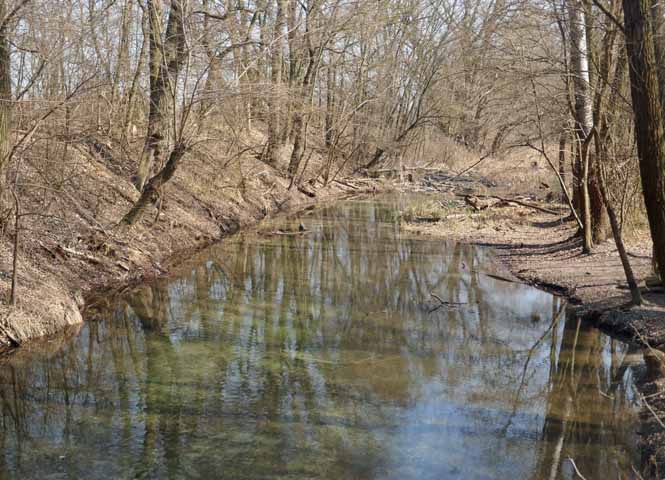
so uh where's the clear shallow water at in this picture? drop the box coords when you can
[0,197,642,479]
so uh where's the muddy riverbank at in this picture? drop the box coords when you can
[1,153,662,475]
[0,195,644,479]
[0,139,385,350]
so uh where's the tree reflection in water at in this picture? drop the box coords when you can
[0,197,641,479]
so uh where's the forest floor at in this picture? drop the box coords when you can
[396,152,665,476]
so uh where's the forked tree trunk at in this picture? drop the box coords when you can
[135,0,186,191]
[623,0,665,286]
[287,3,320,184]
[122,144,187,225]
[265,0,285,166]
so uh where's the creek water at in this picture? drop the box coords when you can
[0,196,642,479]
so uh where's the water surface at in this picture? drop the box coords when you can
[0,197,641,479]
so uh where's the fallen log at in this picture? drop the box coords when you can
[333,179,359,190]
[459,194,562,216]
[55,245,102,265]
[297,185,316,198]
[260,229,311,237]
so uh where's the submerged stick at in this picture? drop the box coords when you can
[428,293,468,313]
[567,457,588,480]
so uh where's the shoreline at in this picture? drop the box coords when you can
[0,140,385,351]
[81,188,381,315]
[2,170,662,475]
[397,180,664,476]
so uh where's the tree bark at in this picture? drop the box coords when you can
[135,0,186,191]
[265,0,285,166]
[623,0,665,286]
[567,0,595,252]
[123,144,187,225]
[0,0,12,198]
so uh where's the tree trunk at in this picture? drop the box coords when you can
[0,0,12,199]
[559,130,567,202]
[123,144,187,225]
[135,0,186,191]
[112,0,133,103]
[623,0,665,286]
[124,3,148,138]
[589,159,609,243]
[281,0,298,144]
[567,0,595,252]
[649,0,665,278]
[265,0,285,166]
[325,58,335,149]
[594,139,642,305]
[287,3,320,184]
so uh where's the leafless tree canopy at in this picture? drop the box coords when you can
[0,0,662,297]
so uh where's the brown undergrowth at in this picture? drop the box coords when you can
[0,128,384,349]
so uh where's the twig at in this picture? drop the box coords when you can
[428,293,467,313]
[459,193,562,215]
[641,394,665,430]
[567,457,588,480]
[632,465,645,480]
[452,154,490,179]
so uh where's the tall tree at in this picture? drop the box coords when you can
[0,0,12,191]
[567,0,595,252]
[135,0,187,191]
[622,0,665,285]
[287,0,325,184]
[265,0,286,166]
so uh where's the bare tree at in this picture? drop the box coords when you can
[622,0,665,285]
[135,0,187,192]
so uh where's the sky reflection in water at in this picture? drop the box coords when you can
[0,196,641,479]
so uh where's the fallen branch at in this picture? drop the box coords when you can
[452,154,490,179]
[333,179,359,190]
[428,293,468,313]
[459,193,562,215]
[373,166,442,173]
[641,394,665,429]
[567,457,588,480]
[56,245,102,265]
[0,320,20,347]
[480,271,529,285]
[297,184,316,198]
[260,229,311,237]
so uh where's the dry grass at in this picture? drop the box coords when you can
[0,121,362,347]
[399,198,462,222]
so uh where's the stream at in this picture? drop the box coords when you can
[0,196,642,479]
